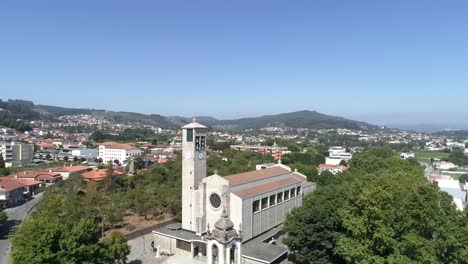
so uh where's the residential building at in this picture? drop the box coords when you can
[98,142,142,164]
[46,165,92,180]
[317,164,349,175]
[328,146,353,161]
[0,177,41,208]
[230,143,289,160]
[153,121,316,264]
[0,141,34,167]
[10,171,63,187]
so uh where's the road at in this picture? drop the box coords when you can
[0,193,44,264]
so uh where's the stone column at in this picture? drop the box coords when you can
[218,242,225,264]
[225,245,231,264]
[207,241,213,264]
[235,241,242,264]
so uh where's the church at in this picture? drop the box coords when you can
[153,120,316,264]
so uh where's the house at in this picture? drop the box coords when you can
[317,164,349,175]
[434,161,458,170]
[46,165,92,180]
[153,121,316,264]
[0,177,41,208]
[81,168,125,182]
[400,152,415,159]
[10,171,63,187]
[328,146,353,161]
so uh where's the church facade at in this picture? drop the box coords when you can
[153,121,316,264]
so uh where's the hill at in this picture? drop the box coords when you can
[215,110,377,130]
[0,99,377,130]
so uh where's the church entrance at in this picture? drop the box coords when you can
[193,241,207,258]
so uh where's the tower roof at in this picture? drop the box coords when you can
[181,121,207,129]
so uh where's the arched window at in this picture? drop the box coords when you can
[212,244,219,264]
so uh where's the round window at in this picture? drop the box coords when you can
[210,193,222,209]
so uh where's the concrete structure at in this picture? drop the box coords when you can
[71,148,97,158]
[430,176,467,211]
[154,121,316,264]
[98,142,142,164]
[0,141,34,167]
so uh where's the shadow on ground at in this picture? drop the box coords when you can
[0,220,21,240]
[129,260,143,264]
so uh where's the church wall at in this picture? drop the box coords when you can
[240,182,307,241]
[230,194,243,234]
[203,175,229,234]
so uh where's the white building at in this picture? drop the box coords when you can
[400,152,415,160]
[435,161,458,170]
[97,142,142,164]
[153,121,316,264]
[0,141,34,167]
[328,146,353,161]
[71,148,98,158]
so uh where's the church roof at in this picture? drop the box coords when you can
[181,122,207,129]
[233,174,304,199]
[224,166,290,186]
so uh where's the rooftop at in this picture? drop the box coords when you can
[224,166,290,186]
[233,174,304,199]
[99,142,136,150]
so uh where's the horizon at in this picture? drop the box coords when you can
[1,0,468,128]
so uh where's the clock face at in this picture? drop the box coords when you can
[185,153,192,160]
[210,193,222,209]
[198,152,204,160]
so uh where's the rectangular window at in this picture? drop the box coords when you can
[261,197,269,210]
[297,186,302,196]
[284,190,290,200]
[291,188,296,198]
[270,194,276,206]
[186,129,193,142]
[277,192,283,203]
[253,200,260,213]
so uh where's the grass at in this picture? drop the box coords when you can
[415,151,449,160]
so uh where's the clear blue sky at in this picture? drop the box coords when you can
[1,0,467,126]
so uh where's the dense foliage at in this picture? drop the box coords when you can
[448,149,468,166]
[10,193,130,264]
[284,147,468,264]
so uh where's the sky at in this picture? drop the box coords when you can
[1,0,467,128]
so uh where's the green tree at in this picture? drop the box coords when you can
[459,174,468,184]
[103,232,130,264]
[0,210,6,225]
[448,149,468,166]
[284,148,468,264]
[0,153,5,168]
[339,159,347,166]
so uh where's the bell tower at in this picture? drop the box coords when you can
[181,119,207,231]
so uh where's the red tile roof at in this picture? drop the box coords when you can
[233,175,303,199]
[0,178,25,192]
[81,169,108,181]
[224,166,290,186]
[47,165,91,173]
[12,171,62,181]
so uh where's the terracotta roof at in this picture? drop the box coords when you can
[12,171,62,180]
[81,169,108,181]
[47,165,90,173]
[5,177,41,187]
[303,181,315,188]
[224,166,290,186]
[0,178,25,192]
[233,175,303,199]
[99,142,136,150]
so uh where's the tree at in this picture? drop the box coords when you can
[339,159,347,166]
[459,174,468,184]
[103,232,130,264]
[448,149,468,166]
[0,153,5,169]
[114,159,120,165]
[284,148,468,264]
[80,157,87,163]
[73,156,79,162]
[63,156,69,161]
[45,154,52,160]
[0,210,6,225]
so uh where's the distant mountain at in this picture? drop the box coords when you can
[214,110,377,130]
[1,99,378,131]
[433,130,468,138]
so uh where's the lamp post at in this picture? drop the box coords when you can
[143,236,146,255]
